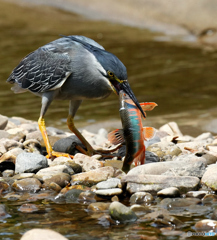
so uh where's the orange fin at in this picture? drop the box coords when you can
[140,102,158,112]
[134,148,146,166]
[108,129,124,145]
[143,127,156,140]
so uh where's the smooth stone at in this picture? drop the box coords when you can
[195,219,217,232]
[36,165,74,181]
[1,139,23,151]
[25,131,42,142]
[211,208,217,220]
[202,194,217,204]
[2,169,15,177]
[186,190,207,199]
[64,189,84,203]
[0,181,10,192]
[43,173,71,188]
[0,130,10,140]
[71,166,115,186]
[130,204,152,216]
[0,204,10,218]
[12,178,41,192]
[123,175,200,194]
[167,198,201,209]
[13,173,35,180]
[159,122,183,137]
[49,182,62,192]
[95,188,123,196]
[18,203,39,213]
[22,139,41,154]
[96,178,121,189]
[0,147,24,163]
[73,153,103,172]
[202,153,217,165]
[49,157,82,173]
[157,187,180,198]
[176,141,207,152]
[109,201,137,223]
[15,152,48,174]
[145,151,160,163]
[0,142,6,156]
[20,228,68,240]
[19,123,38,133]
[0,115,8,130]
[130,192,154,204]
[78,191,96,203]
[201,164,217,190]
[87,202,110,212]
[194,132,213,141]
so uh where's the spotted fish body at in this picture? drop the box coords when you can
[108,90,157,173]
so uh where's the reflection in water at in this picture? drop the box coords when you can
[1,0,217,135]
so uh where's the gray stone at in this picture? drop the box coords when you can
[201,164,217,190]
[145,151,160,163]
[49,157,82,173]
[123,174,200,194]
[157,187,180,198]
[0,147,24,163]
[0,130,10,139]
[96,178,121,189]
[20,228,68,240]
[95,188,122,196]
[194,132,213,141]
[109,201,137,222]
[186,191,208,199]
[43,173,71,188]
[12,178,41,192]
[1,139,23,151]
[15,152,48,174]
[159,122,183,137]
[130,192,154,204]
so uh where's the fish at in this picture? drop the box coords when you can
[108,90,157,173]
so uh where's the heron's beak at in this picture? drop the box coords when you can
[120,81,146,118]
[110,79,146,118]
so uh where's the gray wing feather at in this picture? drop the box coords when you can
[7,42,72,93]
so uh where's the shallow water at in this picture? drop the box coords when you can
[1,0,217,136]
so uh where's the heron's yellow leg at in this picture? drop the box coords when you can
[67,115,94,156]
[38,117,73,159]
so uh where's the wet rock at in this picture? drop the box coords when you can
[123,175,200,194]
[2,169,15,177]
[49,157,82,173]
[64,189,84,203]
[146,141,182,160]
[109,201,137,223]
[20,228,68,240]
[211,208,217,220]
[49,182,62,192]
[18,203,39,213]
[201,164,217,190]
[130,192,154,204]
[73,153,103,172]
[96,178,121,189]
[202,194,217,204]
[130,204,152,217]
[145,151,160,163]
[195,219,217,232]
[95,188,123,196]
[88,202,110,212]
[15,152,48,174]
[36,165,74,181]
[167,198,201,209]
[71,166,115,186]
[0,180,10,192]
[157,187,180,198]
[12,178,41,192]
[78,191,96,203]
[0,115,8,130]
[43,173,71,188]
[186,190,207,199]
[0,204,10,219]
[13,173,35,180]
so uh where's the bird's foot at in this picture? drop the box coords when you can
[46,151,74,160]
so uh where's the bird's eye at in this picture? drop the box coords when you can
[108,71,114,78]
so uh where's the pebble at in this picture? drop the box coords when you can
[12,178,41,192]
[95,188,123,196]
[157,187,180,198]
[0,115,8,130]
[0,204,10,218]
[201,164,217,190]
[87,202,110,212]
[96,178,121,189]
[130,192,154,204]
[18,203,39,213]
[195,219,217,231]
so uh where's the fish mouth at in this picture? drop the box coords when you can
[110,80,146,118]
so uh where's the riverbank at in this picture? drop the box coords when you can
[1,114,217,239]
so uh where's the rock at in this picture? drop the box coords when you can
[0,147,24,163]
[186,191,207,199]
[95,188,123,196]
[201,164,217,190]
[78,191,96,203]
[157,187,180,198]
[127,158,206,177]
[0,181,10,192]
[15,152,48,174]
[87,202,110,212]
[194,132,213,141]
[23,139,42,154]
[159,122,183,137]
[130,204,151,217]
[167,198,201,209]
[0,115,8,130]
[18,203,39,213]
[130,192,154,204]
[19,123,38,133]
[146,141,182,160]
[0,142,6,156]
[123,175,200,194]
[13,173,35,180]
[49,182,62,192]
[64,189,84,203]
[0,204,10,218]
[20,228,68,240]
[49,157,82,173]
[195,219,217,232]
[0,130,10,140]
[109,201,137,222]
[73,153,103,172]
[202,194,217,204]
[145,151,160,163]
[2,169,15,177]
[36,165,74,181]
[12,178,41,192]
[71,166,115,186]
[96,178,121,189]
[1,139,23,151]
[43,173,71,188]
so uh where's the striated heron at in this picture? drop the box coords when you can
[7,35,145,158]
